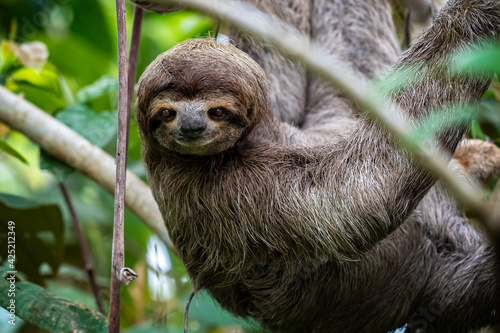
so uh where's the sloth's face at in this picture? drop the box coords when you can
[147,92,250,156]
[137,39,269,156]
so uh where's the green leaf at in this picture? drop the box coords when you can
[9,66,60,91]
[76,76,118,103]
[483,89,496,99]
[478,98,500,132]
[37,33,113,88]
[124,323,171,333]
[69,0,114,56]
[189,290,262,331]
[453,43,500,74]
[0,267,107,333]
[143,11,213,51]
[40,103,117,180]
[55,104,117,147]
[471,120,487,140]
[5,65,66,114]
[0,41,22,76]
[0,141,28,165]
[39,150,75,182]
[374,64,422,96]
[407,105,473,145]
[0,193,64,284]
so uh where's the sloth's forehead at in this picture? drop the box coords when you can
[154,90,236,104]
[153,98,206,110]
[149,92,239,112]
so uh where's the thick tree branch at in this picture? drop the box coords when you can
[0,86,173,250]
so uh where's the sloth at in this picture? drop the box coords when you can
[135,0,500,332]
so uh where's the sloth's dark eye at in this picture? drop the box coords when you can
[214,108,224,117]
[208,107,227,120]
[160,108,176,122]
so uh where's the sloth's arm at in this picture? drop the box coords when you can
[230,0,310,125]
[265,0,500,258]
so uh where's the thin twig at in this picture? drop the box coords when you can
[403,8,411,49]
[128,7,144,114]
[109,5,144,331]
[405,0,434,24]
[58,182,105,315]
[184,292,195,333]
[214,17,221,39]
[109,0,129,330]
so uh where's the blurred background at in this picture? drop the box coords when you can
[0,0,498,332]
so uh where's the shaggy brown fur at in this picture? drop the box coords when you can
[455,139,500,182]
[136,0,500,332]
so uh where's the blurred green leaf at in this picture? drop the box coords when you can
[142,11,213,51]
[0,41,22,76]
[0,193,64,284]
[5,65,66,114]
[189,291,262,332]
[39,151,74,182]
[0,41,23,76]
[40,103,117,180]
[0,140,28,164]
[55,104,117,147]
[124,323,174,333]
[483,89,496,99]
[69,0,114,56]
[407,105,473,145]
[0,266,107,333]
[478,98,500,130]
[46,268,108,313]
[8,65,58,90]
[375,64,421,96]
[471,120,487,140]
[453,42,500,74]
[38,33,113,89]
[128,117,144,162]
[77,76,118,103]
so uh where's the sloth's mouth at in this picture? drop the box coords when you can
[175,134,203,142]
[173,133,214,147]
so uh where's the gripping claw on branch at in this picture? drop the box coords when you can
[119,267,138,285]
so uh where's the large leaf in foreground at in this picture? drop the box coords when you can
[0,267,107,333]
[0,193,64,283]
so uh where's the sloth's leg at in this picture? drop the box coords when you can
[407,240,496,333]
[229,0,310,126]
[405,144,500,332]
[301,0,401,138]
[408,185,496,332]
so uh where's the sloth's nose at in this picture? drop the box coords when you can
[178,120,206,138]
